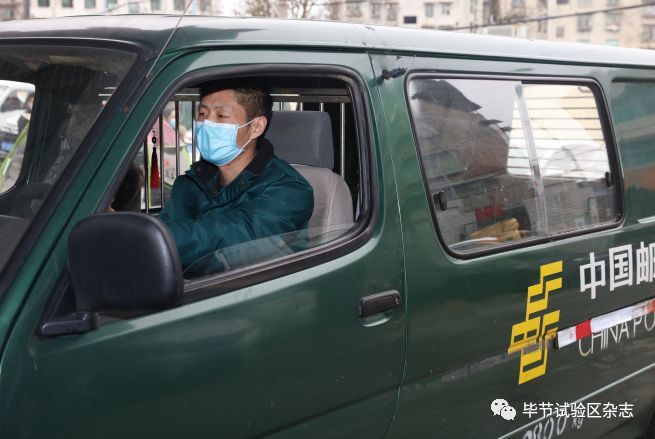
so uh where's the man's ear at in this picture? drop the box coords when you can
[250,116,268,139]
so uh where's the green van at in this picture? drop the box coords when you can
[1,14,655,439]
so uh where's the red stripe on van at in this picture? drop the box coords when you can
[575,320,591,339]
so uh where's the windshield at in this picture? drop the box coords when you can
[0,45,136,271]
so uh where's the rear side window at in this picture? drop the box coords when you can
[408,77,618,255]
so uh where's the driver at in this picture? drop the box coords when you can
[159,81,314,268]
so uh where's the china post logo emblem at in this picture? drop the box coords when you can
[508,261,562,384]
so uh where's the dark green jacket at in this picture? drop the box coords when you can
[160,140,314,268]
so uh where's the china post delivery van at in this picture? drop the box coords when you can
[1,14,655,439]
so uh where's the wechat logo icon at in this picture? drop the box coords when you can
[491,399,516,421]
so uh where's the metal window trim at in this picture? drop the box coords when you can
[133,84,355,211]
[158,112,165,206]
[174,100,180,190]
[404,71,624,260]
[143,138,150,214]
[514,82,549,236]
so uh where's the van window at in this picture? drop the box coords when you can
[111,76,363,280]
[611,81,655,219]
[0,46,136,271]
[408,77,617,254]
[0,81,34,194]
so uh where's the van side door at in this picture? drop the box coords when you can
[372,52,655,438]
[0,49,405,439]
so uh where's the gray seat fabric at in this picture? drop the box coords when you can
[292,165,353,231]
[264,111,334,168]
[264,111,354,230]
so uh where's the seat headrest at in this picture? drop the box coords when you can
[263,111,334,169]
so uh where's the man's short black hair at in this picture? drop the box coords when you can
[199,80,273,122]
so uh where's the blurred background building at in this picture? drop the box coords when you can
[544,0,651,48]
[1,0,654,49]
[29,0,222,17]
[322,0,471,30]
[479,0,652,48]
[0,0,23,20]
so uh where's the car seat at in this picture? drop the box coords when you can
[264,111,354,235]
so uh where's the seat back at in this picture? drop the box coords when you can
[264,111,334,167]
[291,164,353,230]
[264,111,353,231]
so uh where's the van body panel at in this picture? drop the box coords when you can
[0,49,406,439]
[372,52,655,437]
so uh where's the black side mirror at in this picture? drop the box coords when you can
[41,213,182,336]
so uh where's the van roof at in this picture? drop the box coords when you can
[0,14,653,68]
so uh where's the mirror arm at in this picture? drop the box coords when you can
[40,311,98,337]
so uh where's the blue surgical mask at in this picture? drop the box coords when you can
[194,119,254,166]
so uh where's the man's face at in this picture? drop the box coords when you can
[197,89,257,148]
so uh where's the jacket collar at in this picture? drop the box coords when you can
[247,138,274,174]
[188,139,276,202]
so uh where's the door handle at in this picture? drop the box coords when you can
[357,290,402,318]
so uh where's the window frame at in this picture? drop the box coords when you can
[440,2,451,15]
[386,3,398,21]
[577,14,593,32]
[98,63,378,304]
[404,72,624,260]
[642,24,655,42]
[370,2,382,18]
[425,2,434,17]
[346,1,363,18]
[198,0,209,12]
